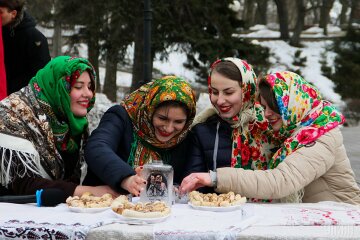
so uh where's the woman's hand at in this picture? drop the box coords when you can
[135,166,143,175]
[179,173,212,195]
[120,174,146,196]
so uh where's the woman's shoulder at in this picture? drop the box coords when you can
[286,127,342,160]
[192,114,222,131]
[316,127,343,147]
[95,105,133,130]
[104,105,131,120]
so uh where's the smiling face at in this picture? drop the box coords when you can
[70,71,94,117]
[152,104,187,143]
[209,71,243,119]
[260,96,283,132]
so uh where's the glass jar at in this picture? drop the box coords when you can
[139,160,173,206]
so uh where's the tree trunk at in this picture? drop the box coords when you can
[243,0,255,29]
[131,20,144,92]
[86,3,101,92]
[274,0,290,40]
[290,0,305,47]
[87,36,100,92]
[340,0,350,26]
[309,0,320,24]
[103,49,118,102]
[255,0,268,25]
[348,0,360,30]
[52,19,62,57]
[287,0,298,29]
[319,0,335,35]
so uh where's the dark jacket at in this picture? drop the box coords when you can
[84,105,192,193]
[3,11,50,95]
[185,114,233,175]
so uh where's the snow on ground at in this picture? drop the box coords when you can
[253,39,343,106]
[153,50,198,83]
[235,24,345,38]
[234,28,281,38]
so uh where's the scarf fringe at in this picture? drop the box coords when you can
[0,146,45,187]
[280,188,304,203]
[232,107,256,129]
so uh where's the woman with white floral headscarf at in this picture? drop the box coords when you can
[181,71,360,205]
[180,57,275,199]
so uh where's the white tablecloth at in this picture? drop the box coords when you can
[0,201,360,240]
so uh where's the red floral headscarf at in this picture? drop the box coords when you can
[208,58,273,170]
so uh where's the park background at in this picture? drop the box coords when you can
[24,0,360,184]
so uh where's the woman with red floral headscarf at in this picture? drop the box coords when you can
[180,57,275,196]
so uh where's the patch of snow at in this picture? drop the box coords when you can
[250,25,268,31]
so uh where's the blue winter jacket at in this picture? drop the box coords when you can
[185,114,233,175]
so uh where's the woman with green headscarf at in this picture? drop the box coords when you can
[0,56,118,198]
[85,76,196,196]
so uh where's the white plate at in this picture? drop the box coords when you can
[68,206,110,213]
[188,202,244,212]
[111,210,170,224]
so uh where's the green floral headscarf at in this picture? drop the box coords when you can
[264,71,345,169]
[30,56,96,154]
[121,76,196,168]
[0,56,96,185]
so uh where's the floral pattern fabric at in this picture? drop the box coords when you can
[0,56,95,185]
[208,58,274,170]
[264,71,345,169]
[30,56,96,154]
[121,75,196,168]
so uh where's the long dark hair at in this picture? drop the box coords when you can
[258,77,280,114]
[154,100,190,120]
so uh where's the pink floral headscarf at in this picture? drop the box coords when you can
[264,71,345,169]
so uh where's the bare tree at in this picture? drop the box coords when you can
[103,14,121,102]
[319,0,335,35]
[340,0,350,26]
[131,19,145,92]
[243,0,256,29]
[308,0,321,24]
[290,0,306,47]
[274,0,290,40]
[255,0,268,25]
[348,0,360,30]
[52,0,62,57]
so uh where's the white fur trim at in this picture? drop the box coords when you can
[191,106,218,127]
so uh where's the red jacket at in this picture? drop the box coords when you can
[0,17,6,100]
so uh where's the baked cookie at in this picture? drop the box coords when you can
[189,191,246,207]
[111,196,171,218]
[66,192,113,208]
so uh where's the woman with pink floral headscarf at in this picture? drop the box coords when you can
[181,70,360,205]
